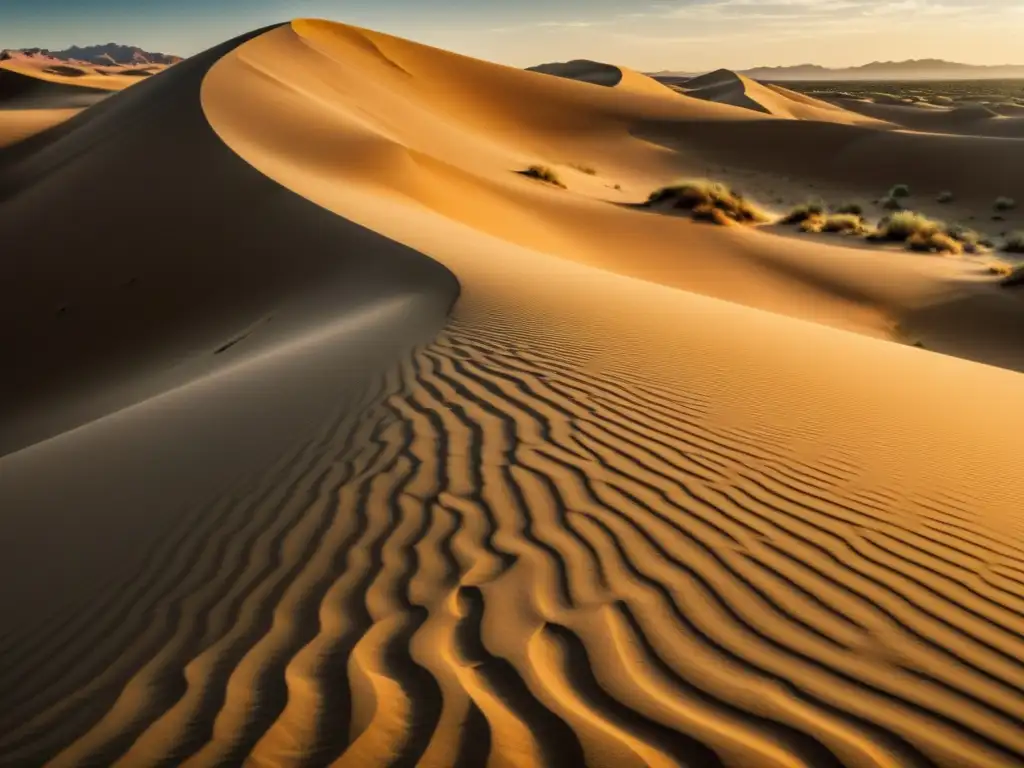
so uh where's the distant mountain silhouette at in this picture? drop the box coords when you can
[649,59,1024,82]
[2,44,182,66]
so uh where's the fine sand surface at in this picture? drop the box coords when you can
[2,17,1024,768]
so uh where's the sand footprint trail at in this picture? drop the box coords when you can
[2,16,1024,768]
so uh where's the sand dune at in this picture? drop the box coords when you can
[527,59,680,98]
[3,16,1024,768]
[0,53,166,144]
[680,69,888,126]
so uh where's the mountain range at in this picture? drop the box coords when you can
[0,44,182,66]
[649,59,1024,81]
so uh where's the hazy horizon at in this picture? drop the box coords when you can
[2,0,1023,72]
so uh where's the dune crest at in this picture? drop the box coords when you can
[2,16,1024,768]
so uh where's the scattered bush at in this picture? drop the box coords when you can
[571,164,597,175]
[519,165,565,187]
[889,184,911,199]
[779,201,826,225]
[1003,231,1024,253]
[801,213,868,235]
[907,231,963,255]
[988,261,1015,277]
[937,191,954,204]
[834,202,864,216]
[994,196,1017,211]
[945,224,988,253]
[869,211,960,253]
[646,179,769,225]
[879,196,903,211]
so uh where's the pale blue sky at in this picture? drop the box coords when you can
[2,0,1022,70]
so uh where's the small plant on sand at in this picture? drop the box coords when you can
[889,184,911,199]
[1003,231,1024,254]
[570,163,597,175]
[994,196,1017,212]
[945,224,988,254]
[937,191,954,204]
[834,202,864,216]
[518,165,565,188]
[879,196,903,211]
[870,211,962,254]
[645,179,769,225]
[779,201,826,225]
[801,212,868,235]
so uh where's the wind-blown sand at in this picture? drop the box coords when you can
[2,17,1024,768]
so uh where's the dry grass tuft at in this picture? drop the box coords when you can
[994,196,1017,212]
[570,163,597,175]
[801,213,868,235]
[907,231,963,255]
[779,201,826,225]
[889,184,911,199]
[870,211,962,254]
[519,165,565,188]
[646,179,769,225]
[937,191,954,204]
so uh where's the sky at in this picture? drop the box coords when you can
[2,0,1023,72]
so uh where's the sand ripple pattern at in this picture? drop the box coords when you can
[3,320,1024,768]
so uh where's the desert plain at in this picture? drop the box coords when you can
[1,18,1024,768]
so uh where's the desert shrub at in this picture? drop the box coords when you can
[889,184,911,199]
[870,211,941,241]
[988,261,1015,277]
[945,224,988,253]
[907,231,963,255]
[571,164,597,175]
[937,191,954,204]
[779,201,826,225]
[994,196,1017,211]
[1003,231,1024,253]
[646,179,769,224]
[519,165,565,187]
[802,213,868,235]
[834,202,864,216]
[868,211,961,254]
[879,196,903,211]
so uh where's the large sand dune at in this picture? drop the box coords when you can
[2,17,1024,768]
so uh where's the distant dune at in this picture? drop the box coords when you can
[678,68,889,126]
[2,17,1024,768]
[0,50,168,145]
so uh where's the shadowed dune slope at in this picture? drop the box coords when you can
[3,16,1024,768]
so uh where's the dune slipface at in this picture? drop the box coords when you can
[3,16,1024,768]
